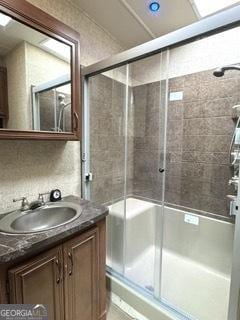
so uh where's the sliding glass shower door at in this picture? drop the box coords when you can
[85,52,169,290]
[83,23,240,320]
[86,66,128,277]
[84,51,170,293]
[124,52,169,294]
[160,26,240,320]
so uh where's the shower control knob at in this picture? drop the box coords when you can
[229,176,239,186]
[159,168,165,173]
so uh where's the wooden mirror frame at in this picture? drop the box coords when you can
[0,0,81,140]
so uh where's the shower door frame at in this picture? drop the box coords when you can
[82,6,240,320]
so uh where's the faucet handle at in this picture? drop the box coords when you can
[38,192,50,204]
[13,197,29,211]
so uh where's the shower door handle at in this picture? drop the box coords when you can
[85,173,93,182]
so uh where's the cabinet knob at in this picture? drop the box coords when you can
[55,259,61,284]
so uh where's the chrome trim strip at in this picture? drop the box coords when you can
[81,75,90,200]
[228,174,240,320]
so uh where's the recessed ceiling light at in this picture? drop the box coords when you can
[149,2,160,12]
[0,13,12,26]
[193,0,240,17]
[41,38,70,61]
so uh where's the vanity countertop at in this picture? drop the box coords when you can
[0,196,108,264]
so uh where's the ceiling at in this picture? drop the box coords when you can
[0,21,46,56]
[71,0,199,48]
[0,17,70,62]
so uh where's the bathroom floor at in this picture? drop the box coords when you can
[107,303,135,320]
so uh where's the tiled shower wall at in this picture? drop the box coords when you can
[133,69,240,217]
[89,74,134,204]
[90,68,240,218]
[38,90,71,132]
[131,81,165,202]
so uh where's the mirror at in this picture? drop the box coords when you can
[0,0,80,140]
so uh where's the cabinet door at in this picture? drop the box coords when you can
[8,246,63,320]
[64,227,99,320]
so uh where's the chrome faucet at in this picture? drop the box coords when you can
[38,192,50,206]
[13,192,50,211]
[13,197,30,211]
[29,192,50,210]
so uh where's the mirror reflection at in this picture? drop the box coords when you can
[0,12,72,132]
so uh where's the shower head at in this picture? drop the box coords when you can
[213,64,240,77]
[58,94,66,107]
[58,94,66,101]
[213,68,225,77]
[57,94,71,109]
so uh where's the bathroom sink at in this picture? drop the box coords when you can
[0,201,82,234]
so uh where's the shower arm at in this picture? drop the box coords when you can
[222,65,240,72]
[213,64,240,77]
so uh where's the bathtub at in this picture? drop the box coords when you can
[107,197,234,320]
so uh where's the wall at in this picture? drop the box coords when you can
[0,0,123,214]
[26,42,71,131]
[4,41,70,131]
[89,25,240,219]
[132,69,239,218]
[38,89,71,132]
[130,26,240,85]
[38,90,56,131]
[129,27,240,218]
[89,71,135,204]
[131,78,165,202]
[91,68,237,218]
[5,42,29,130]
[164,70,239,217]
[28,0,122,66]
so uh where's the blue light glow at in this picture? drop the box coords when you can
[149,2,160,12]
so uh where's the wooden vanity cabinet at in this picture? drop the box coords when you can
[64,227,99,320]
[9,246,63,320]
[7,219,106,320]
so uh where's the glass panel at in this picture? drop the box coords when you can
[37,84,71,132]
[85,24,240,320]
[161,26,240,320]
[88,66,128,275]
[0,12,72,132]
[123,52,169,292]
